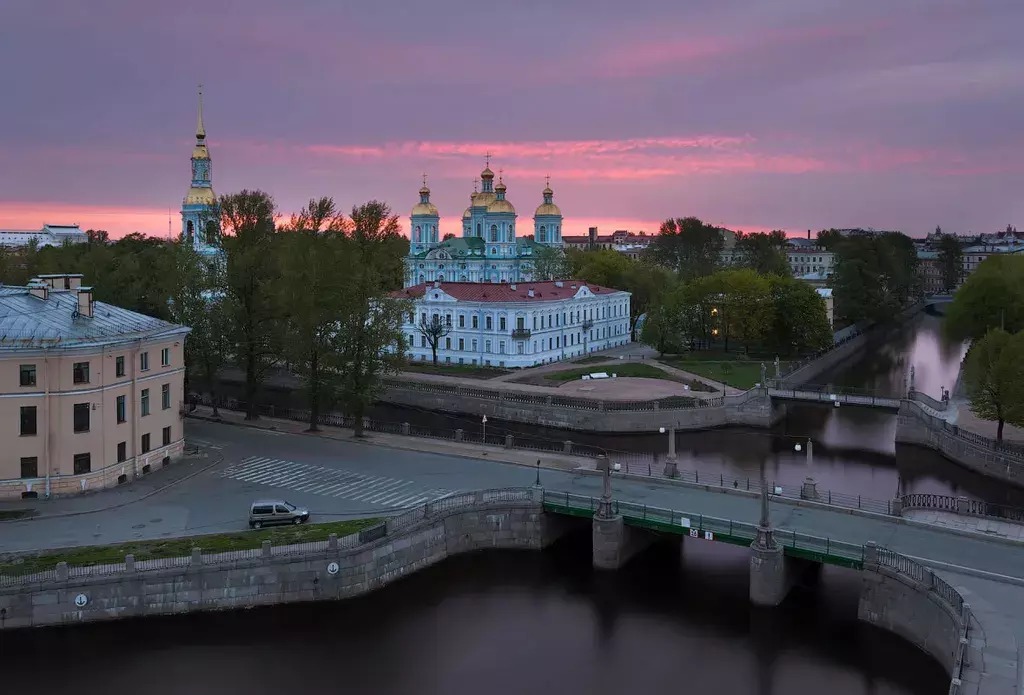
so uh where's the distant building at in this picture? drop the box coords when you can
[916,249,943,294]
[816,288,834,327]
[180,86,222,259]
[0,274,190,499]
[391,280,631,368]
[786,245,834,277]
[0,224,87,249]
[562,228,653,253]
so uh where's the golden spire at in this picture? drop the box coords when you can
[196,84,206,141]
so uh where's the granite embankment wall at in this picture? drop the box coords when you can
[896,400,1024,487]
[0,490,581,631]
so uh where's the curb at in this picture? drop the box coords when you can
[574,468,1024,550]
[0,450,226,524]
[186,413,588,473]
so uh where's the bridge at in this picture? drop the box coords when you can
[768,385,903,411]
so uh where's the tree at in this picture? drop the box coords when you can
[442,232,456,241]
[571,249,632,288]
[816,228,843,250]
[626,263,674,341]
[644,216,723,279]
[717,269,771,353]
[221,190,281,420]
[831,233,918,327]
[945,255,1024,341]
[531,246,569,281]
[765,276,832,356]
[936,234,963,292]
[418,314,451,365]
[734,230,790,276]
[340,201,409,437]
[280,197,351,431]
[167,241,227,415]
[640,288,685,356]
[964,329,1024,441]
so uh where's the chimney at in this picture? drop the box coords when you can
[588,227,597,248]
[77,287,94,318]
[67,274,83,290]
[807,229,811,240]
[528,289,535,298]
[27,280,48,301]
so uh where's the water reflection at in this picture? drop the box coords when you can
[0,535,948,695]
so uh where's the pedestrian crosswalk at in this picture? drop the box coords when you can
[219,456,456,509]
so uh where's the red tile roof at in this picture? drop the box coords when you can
[390,281,625,303]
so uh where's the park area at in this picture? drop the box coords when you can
[658,353,790,390]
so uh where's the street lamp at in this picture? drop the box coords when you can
[481,414,487,444]
[754,440,806,550]
[659,426,678,477]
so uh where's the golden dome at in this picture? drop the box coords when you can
[411,202,439,216]
[185,186,217,206]
[542,185,553,196]
[487,199,516,214]
[535,203,562,216]
[191,143,210,160]
[481,166,495,179]
[462,207,472,219]
[495,180,507,193]
[472,191,496,208]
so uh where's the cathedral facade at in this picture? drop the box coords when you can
[403,164,564,288]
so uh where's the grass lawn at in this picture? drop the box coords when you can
[541,362,714,392]
[660,354,791,390]
[572,355,609,365]
[402,361,510,379]
[0,509,35,521]
[0,517,380,577]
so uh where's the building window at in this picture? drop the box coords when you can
[73,361,90,384]
[116,395,127,423]
[420,335,426,347]
[161,347,170,366]
[162,383,171,410]
[533,316,537,329]
[445,337,451,350]
[141,389,150,417]
[73,453,91,475]
[117,441,127,463]
[472,339,478,351]
[499,341,505,353]
[458,338,465,350]
[19,364,36,387]
[445,314,452,326]
[73,402,90,433]
[140,352,149,371]
[485,340,492,353]
[472,316,479,329]
[517,317,525,329]
[490,225,499,242]
[20,405,37,436]
[486,316,493,330]
[162,426,172,446]
[20,457,38,479]
[116,355,125,377]
[538,226,547,243]
[500,317,507,331]
[459,315,465,328]
[141,433,151,453]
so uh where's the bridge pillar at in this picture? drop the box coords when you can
[591,515,654,570]
[749,540,788,607]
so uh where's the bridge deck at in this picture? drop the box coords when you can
[768,387,902,410]
[543,492,865,569]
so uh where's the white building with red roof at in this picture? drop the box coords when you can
[391,280,631,368]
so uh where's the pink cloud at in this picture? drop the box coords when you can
[0,202,174,238]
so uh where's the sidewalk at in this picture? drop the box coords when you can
[188,406,592,473]
[946,396,1024,444]
[903,509,1024,542]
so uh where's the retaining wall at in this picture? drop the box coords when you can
[895,400,1024,487]
[0,496,578,630]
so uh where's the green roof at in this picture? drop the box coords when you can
[408,235,547,259]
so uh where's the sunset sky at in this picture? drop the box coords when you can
[1,0,1022,239]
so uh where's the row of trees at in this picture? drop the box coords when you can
[640,269,832,357]
[0,193,412,434]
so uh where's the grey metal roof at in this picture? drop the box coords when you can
[0,286,188,350]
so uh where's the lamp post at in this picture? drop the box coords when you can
[595,454,613,519]
[481,414,487,444]
[534,459,541,487]
[659,426,677,477]
[753,441,805,550]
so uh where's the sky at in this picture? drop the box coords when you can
[1,0,1023,240]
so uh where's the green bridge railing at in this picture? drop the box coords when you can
[542,490,866,570]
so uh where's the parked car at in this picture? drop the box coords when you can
[248,500,309,529]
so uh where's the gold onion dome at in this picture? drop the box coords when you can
[185,186,217,205]
[463,207,472,219]
[411,201,438,216]
[535,201,561,216]
[481,166,495,180]
[487,198,516,213]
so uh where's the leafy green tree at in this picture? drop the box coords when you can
[221,190,282,420]
[640,286,685,356]
[816,228,843,250]
[964,328,1024,441]
[945,255,1024,341]
[531,245,570,281]
[167,241,227,414]
[735,230,791,276]
[936,234,963,292]
[766,276,832,355]
[570,249,632,288]
[280,197,352,431]
[644,216,723,279]
[718,269,771,353]
[340,201,409,437]
[626,263,675,341]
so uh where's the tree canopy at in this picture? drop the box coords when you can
[963,328,1024,441]
[644,216,724,279]
[945,254,1024,342]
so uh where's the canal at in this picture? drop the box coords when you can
[0,533,948,695]
[371,313,1021,506]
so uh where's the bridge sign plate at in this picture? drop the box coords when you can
[679,517,691,528]
[704,531,714,541]
[326,562,340,575]
[688,529,698,538]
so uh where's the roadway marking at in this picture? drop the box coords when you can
[187,439,224,450]
[219,456,456,509]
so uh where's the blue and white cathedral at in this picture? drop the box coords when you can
[181,86,221,258]
[403,163,563,288]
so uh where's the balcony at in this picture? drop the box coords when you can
[511,328,532,340]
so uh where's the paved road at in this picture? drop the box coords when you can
[2,420,1024,586]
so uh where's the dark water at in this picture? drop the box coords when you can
[371,314,1023,506]
[0,534,948,695]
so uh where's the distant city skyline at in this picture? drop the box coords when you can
[2,1,1022,239]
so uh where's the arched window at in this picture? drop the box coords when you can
[205,221,217,245]
[186,220,194,240]
[415,225,421,243]
[490,225,499,242]
[538,225,547,243]
[437,274,444,282]
[418,274,425,284]
[476,223,481,237]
